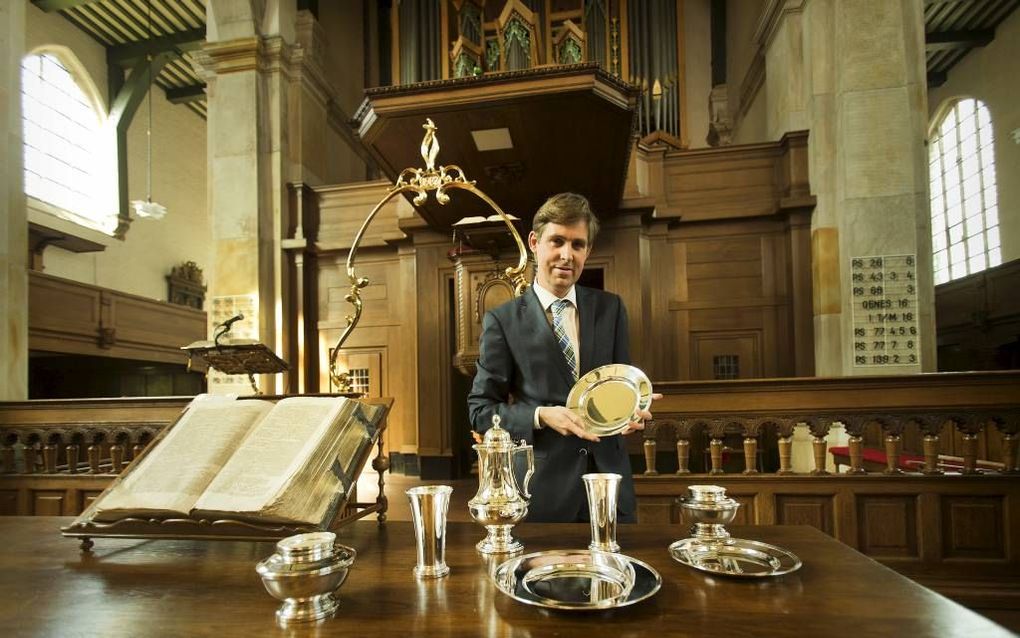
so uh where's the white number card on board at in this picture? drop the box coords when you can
[850,255,920,367]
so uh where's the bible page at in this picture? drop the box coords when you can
[92,397,273,520]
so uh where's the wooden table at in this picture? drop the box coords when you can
[0,518,1010,637]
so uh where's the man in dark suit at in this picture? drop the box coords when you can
[468,193,653,523]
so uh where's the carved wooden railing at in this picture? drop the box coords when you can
[632,372,1020,616]
[0,396,391,521]
[0,398,184,477]
[639,372,1019,476]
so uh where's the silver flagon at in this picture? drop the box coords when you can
[468,415,534,554]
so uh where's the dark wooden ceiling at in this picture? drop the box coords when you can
[33,0,206,118]
[925,0,1019,87]
[355,64,640,230]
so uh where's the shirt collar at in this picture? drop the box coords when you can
[532,281,577,311]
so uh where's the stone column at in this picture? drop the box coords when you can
[0,2,27,400]
[801,0,935,374]
[194,1,297,394]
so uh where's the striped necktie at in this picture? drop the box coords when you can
[551,299,579,381]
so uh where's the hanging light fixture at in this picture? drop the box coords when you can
[131,0,167,220]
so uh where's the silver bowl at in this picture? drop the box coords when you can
[679,485,740,542]
[256,532,356,624]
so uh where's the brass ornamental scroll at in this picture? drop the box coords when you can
[329,119,529,391]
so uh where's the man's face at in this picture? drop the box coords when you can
[528,221,591,297]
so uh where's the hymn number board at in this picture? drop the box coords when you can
[850,255,920,367]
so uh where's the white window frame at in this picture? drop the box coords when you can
[21,48,118,237]
[928,97,1001,284]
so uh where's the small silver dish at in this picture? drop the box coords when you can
[669,537,802,578]
[493,549,660,611]
[256,532,356,624]
[566,364,653,436]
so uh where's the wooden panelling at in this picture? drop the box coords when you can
[652,131,813,222]
[634,473,1020,617]
[691,330,762,379]
[667,216,808,380]
[776,494,835,535]
[28,272,206,365]
[941,496,1005,560]
[79,490,104,513]
[687,259,763,279]
[935,259,1020,372]
[684,236,762,264]
[688,276,763,300]
[729,494,757,525]
[0,491,17,516]
[857,495,919,558]
[652,370,1020,415]
[32,491,66,516]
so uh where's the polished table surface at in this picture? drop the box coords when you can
[0,517,1010,637]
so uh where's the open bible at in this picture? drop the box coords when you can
[77,395,389,529]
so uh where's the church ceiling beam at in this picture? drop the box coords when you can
[924,28,994,51]
[165,84,206,104]
[30,0,102,12]
[927,70,947,88]
[108,52,176,238]
[108,27,206,66]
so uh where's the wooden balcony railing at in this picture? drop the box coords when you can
[636,371,1019,476]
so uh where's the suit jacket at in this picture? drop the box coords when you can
[468,285,637,523]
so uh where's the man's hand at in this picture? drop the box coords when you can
[537,406,600,442]
[621,392,664,435]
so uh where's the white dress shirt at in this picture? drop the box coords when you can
[531,282,580,428]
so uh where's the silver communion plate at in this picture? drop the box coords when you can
[668,537,802,578]
[493,550,661,611]
[566,364,653,436]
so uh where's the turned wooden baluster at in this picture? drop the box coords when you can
[807,422,831,475]
[992,419,1018,474]
[643,421,659,475]
[87,445,101,473]
[1,436,15,474]
[43,436,60,473]
[842,418,867,475]
[742,421,761,475]
[956,418,982,475]
[110,443,125,473]
[371,433,389,522]
[675,420,695,475]
[675,438,690,475]
[66,443,80,474]
[919,417,943,475]
[881,420,905,475]
[776,421,795,475]
[132,444,144,461]
[708,421,727,475]
[23,444,38,474]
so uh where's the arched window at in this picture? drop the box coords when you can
[21,52,113,233]
[928,98,1001,284]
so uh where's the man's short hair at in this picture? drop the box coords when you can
[532,192,600,246]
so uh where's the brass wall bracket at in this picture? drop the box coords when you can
[329,118,529,391]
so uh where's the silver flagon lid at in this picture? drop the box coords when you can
[479,414,515,450]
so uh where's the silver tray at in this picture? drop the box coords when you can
[493,550,661,611]
[566,364,653,436]
[668,537,802,578]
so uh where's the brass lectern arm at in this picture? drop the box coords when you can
[329,119,529,392]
